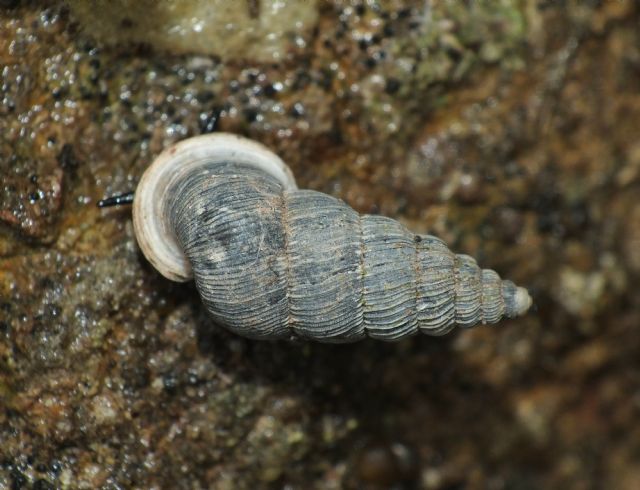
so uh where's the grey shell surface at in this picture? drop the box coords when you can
[166,161,529,342]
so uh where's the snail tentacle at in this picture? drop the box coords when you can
[97,191,135,207]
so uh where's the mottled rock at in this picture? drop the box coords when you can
[1,0,640,488]
[0,156,63,241]
[66,0,318,62]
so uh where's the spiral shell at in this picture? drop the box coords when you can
[132,134,531,342]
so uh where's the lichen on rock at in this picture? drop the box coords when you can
[65,0,319,62]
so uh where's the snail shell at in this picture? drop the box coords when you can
[132,134,531,342]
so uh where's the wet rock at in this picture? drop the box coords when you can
[66,0,318,62]
[623,202,640,274]
[346,440,419,489]
[0,155,63,241]
[491,206,525,244]
[1,0,640,488]
[554,266,606,318]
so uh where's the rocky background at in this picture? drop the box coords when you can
[1,1,639,488]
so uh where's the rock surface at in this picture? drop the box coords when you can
[1,1,639,488]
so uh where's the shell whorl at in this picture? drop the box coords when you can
[134,134,532,342]
[132,134,297,282]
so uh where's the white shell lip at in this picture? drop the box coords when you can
[133,133,298,282]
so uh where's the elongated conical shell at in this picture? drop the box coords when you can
[131,134,532,341]
[151,149,531,342]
